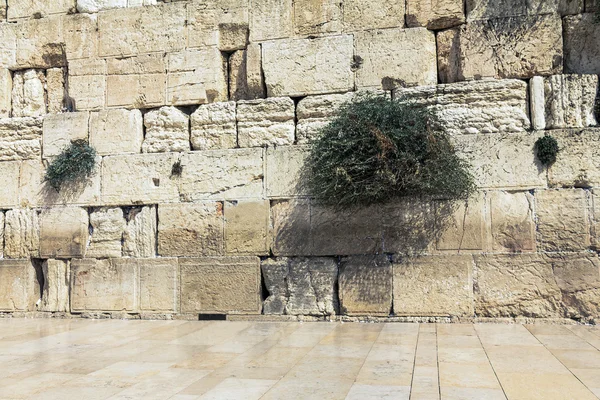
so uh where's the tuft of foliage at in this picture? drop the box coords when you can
[306,94,476,208]
[45,140,97,191]
[535,135,559,167]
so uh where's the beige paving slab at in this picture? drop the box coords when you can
[495,371,598,400]
[197,377,277,399]
[345,383,411,399]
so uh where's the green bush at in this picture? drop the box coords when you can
[45,140,97,191]
[535,135,559,167]
[306,94,476,208]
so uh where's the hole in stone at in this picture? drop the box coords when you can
[31,259,45,308]
[152,178,160,187]
[198,314,227,321]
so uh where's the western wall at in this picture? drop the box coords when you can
[0,0,600,323]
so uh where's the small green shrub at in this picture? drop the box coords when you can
[306,94,476,208]
[535,135,559,167]
[45,140,97,191]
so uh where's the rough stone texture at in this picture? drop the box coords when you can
[4,209,40,259]
[7,0,75,20]
[437,14,563,83]
[142,106,190,153]
[396,79,530,135]
[46,68,65,113]
[270,199,311,256]
[123,206,157,258]
[87,208,126,258]
[40,207,89,258]
[536,189,590,252]
[0,23,17,69]
[474,254,563,318]
[40,259,70,313]
[62,13,98,61]
[0,260,40,312]
[265,146,309,198]
[530,76,546,130]
[406,0,465,30]
[466,0,584,20]
[296,93,354,144]
[588,0,598,11]
[262,35,354,97]
[158,202,224,257]
[489,191,536,252]
[293,0,342,35]
[380,199,436,255]
[71,258,138,312]
[106,53,166,76]
[191,102,237,150]
[0,161,20,208]
[249,0,292,42]
[393,255,474,317]
[90,109,144,155]
[219,23,249,51]
[179,256,261,314]
[229,44,265,101]
[187,0,249,49]
[139,258,178,312]
[262,257,338,316]
[42,112,89,158]
[355,28,437,89]
[435,195,485,252]
[237,98,295,147]
[339,255,392,316]
[0,212,3,259]
[224,200,269,255]
[551,253,600,319]
[106,74,166,108]
[0,69,11,118]
[11,69,46,118]
[342,0,404,31]
[548,129,600,188]
[77,0,127,13]
[544,74,598,129]
[0,118,42,161]
[15,17,65,69]
[67,60,106,111]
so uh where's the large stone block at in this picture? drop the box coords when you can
[106,53,165,75]
[123,206,157,258]
[489,191,536,252]
[224,200,269,255]
[11,69,46,118]
[393,255,474,317]
[187,0,248,48]
[0,212,3,259]
[42,112,90,158]
[62,13,98,61]
[0,24,17,69]
[293,0,342,35]
[46,68,65,113]
[86,207,125,258]
[179,256,261,314]
[0,117,42,161]
[262,257,338,316]
[77,0,127,13]
[15,17,66,69]
[437,14,563,83]
[270,199,311,256]
[262,35,354,97]
[142,106,190,153]
[435,195,485,252]
[265,146,308,198]
[7,0,75,20]
[355,28,437,89]
[0,69,12,118]
[595,189,600,249]
[68,73,106,111]
[406,0,465,30]
[542,75,598,129]
[40,207,89,258]
[466,0,583,20]
[90,109,143,155]
[547,129,600,188]
[551,253,600,319]
[139,258,178,312]
[338,255,392,316]
[106,73,166,108]
[296,93,354,144]
[229,44,266,101]
[0,260,40,312]
[249,0,293,42]
[0,161,20,208]
[536,189,590,252]
[237,97,295,147]
[191,102,237,150]
[342,0,404,31]
[40,259,70,313]
[380,199,436,255]
[474,254,563,318]
[158,202,224,257]
[4,209,40,259]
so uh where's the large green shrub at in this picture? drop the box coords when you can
[45,140,97,191]
[306,94,476,208]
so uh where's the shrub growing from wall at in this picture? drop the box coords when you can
[45,140,97,191]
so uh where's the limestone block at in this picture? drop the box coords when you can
[0,213,3,259]
[474,254,563,318]
[536,189,590,252]
[62,13,98,61]
[262,35,354,97]
[42,112,90,158]
[0,161,20,208]
[545,129,600,187]
[237,97,295,147]
[489,191,536,252]
[0,69,11,118]
[229,44,266,101]
[249,0,292,41]
[453,132,547,190]
[142,106,190,153]
[71,258,138,312]
[296,93,354,144]
[90,109,143,155]
[106,74,166,108]
[68,75,106,111]
[466,0,583,21]
[11,69,46,118]
[86,208,125,258]
[293,0,342,35]
[179,148,264,201]
[15,17,65,69]
[0,260,40,312]
[270,199,311,256]
[98,3,186,57]
[435,195,485,252]
[179,256,261,314]
[40,259,70,313]
[123,206,157,258]
[544,75,598,129]
[77,0,127,13]
[530,76,546,130]
[7,0,75,20]
[219,23,249,51]
[551,254,600,318]
[158,202,224,257]
[187,0,249,48]
[0,117,42,161]
[393,255,474,317]
[0,24,17,69]
[4,209,39,258]
[265,146,308,198]
[343,0,404,31]
[224,200,269,255]
[46,68,65,113]
[262,257,338,315]
[339,255,392,316]
[380,199,436,255]
[406,0,465,30]
[102,153,180,205]
[191,102,237,150]
[139,258,178,312]
[106,53,165,75]
[437,14,563,83]
[0,2,6,19]
[40,207,88,258]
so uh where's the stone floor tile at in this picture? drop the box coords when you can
[198,378,277,399]
[437,347,489,364]
[484,345,570,374]
[535,334,597,350]
[496,371,598,400]
[439,362,503,389]
[108,368,209,400]
[525,324,576,336]
[440,386,507,400]
[345,383,411,399]
[550,349,600,369]
[437,335,482,348]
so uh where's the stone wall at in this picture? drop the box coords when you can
[0,0,600,322]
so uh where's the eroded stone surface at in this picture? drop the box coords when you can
[249,0,292,42]
[77,0,127,13]
[342,0,404,31]
[406,0,465,30]
[15,17,65,69]
[0,212,4,259]
[8,0,75,20]
[296,93,354,144]
[544,74,598,129]
[229,44,265,101]
[90,109,144,155]
[187,0,249,49]
[339,255,392,316]
[0,161,20,208]
[0,118,42,161]
[270,199,311,256]
[548,129,600,188]
[123,206,157,258]
[139,258,178,312]
[143,106,190,153]
[293,0,341,35]
[551,253,600,319]
[435,195,485,252]
[191,102,237,150]
[237,97,295,147]
[46,68,65,113]
[40,259,69,313]
[224,200,269,255]
[42,112,89,158]
[466,0,583,20]
[106,74,166,108]
[0,260,40,312]
[265,146,308,198]
[489,191,536,252]
[0,69,11,118]
[40,207,88,258]
[11,69,46,118]
[87,208,126,258]
[4,209,40,259]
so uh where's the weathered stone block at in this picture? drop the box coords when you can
[71,258,138,312]
[0,260,40,312]
[187,0,248,48]
[0,161,20,208]
[219,23,249,51]
[123,206,156,258]
[271,199,311,256]
[262,257,338,315]
[0,24,17,69]
[139,258,178,312]
[0,69,12,118]
[530,76,546,130]
[296,93,354,144]
[342,0,404,31]
[381,199,436,255]
[87,208,125,258]
[293,0,342,35]
[158,202,224,257]
[339,255,392,316]
[536,189,590,252]
[68,75,106,111]
[489,191,536,252]
[265,146,308,198]
[142,106,190,153]
[179,256,261,314]
[249,0,292,41]
[40,207,88,258]
[40,259,69,313]
[15,17,65,69]
[42,112,90,158]
[406,0,465,30]
[546,129,600,188]
[474,254,563,318]
[237,97,295,147]
[355,28,437,89]
[466,0,583,20]
[435,194,485,252]
[90,109,143,155]
[437,14,563,83]
[46,68,65,113]
[77,0,126,13]
[7,0,75,20]
[11,69,46,117]
[393,255,474,317]
[4,209,40,259]
[262,35,354,97]
[62,13,98,61]
[106,74,166,108]
[224,200,269,255]
[551,253,600,318]
[544,75,598,129]
[229,44,265,101]
[0,212,3,259]
[0,117,42,161]
[191,102,237,150]
[106,53,165,75]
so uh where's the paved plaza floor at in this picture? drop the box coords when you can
[0,319,599,399]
